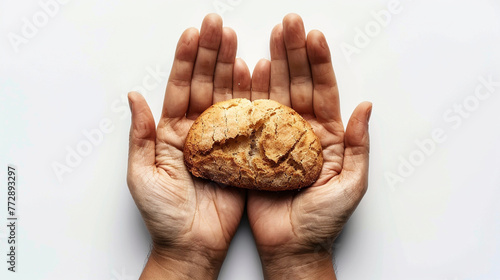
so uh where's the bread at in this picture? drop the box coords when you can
[183,98,323,191]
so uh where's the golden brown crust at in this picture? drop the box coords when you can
[183,98,323,191]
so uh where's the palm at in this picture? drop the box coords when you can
[247,14,371,255]
[248,118,349,248]
[140,118,243,252]
[127,14,251,257]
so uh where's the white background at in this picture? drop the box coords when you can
[1,0,499,279]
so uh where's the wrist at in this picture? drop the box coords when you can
[140,245,225,280]
[259,250,336,280]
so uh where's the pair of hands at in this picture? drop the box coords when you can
[127,13,371,280]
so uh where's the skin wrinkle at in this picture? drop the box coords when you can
[341,148,367,173]
[168,77,192,88]
[187,176,198,233]
[289,196,299,240]
[198,26,222,50]
[154,174,185,208]
[213,62,235,89]
[130,161,157,191]
[193,183,223,249]
[173,28,198,60]
[211,189,227,244]
[155,142,183,180]
[150,253,211,280]
[317,119,345,138]
[192,71,218,85]
[290,75,313,86]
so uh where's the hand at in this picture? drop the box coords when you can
[126,14,251,279]
[247,14,372,279]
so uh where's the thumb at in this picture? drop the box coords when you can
[127,92,156,183]
[339,101,372,200]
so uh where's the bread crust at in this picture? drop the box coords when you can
[183,98,323,191]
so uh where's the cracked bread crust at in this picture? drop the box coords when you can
[183,98,323,191]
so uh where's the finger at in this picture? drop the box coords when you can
[187,13,223,119]
[308,30,342,124]
[339,102,372,200]
[232,58,251,100]
[251,58,271,101]
[162,28,199,119]
[269,24,291,106]
[213,27,238,104]
[127,91,156,179]
[283,13,314,115]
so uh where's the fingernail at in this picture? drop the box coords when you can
[366,106,372,123]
